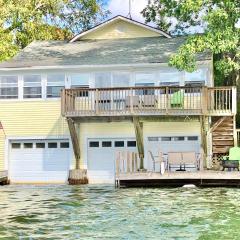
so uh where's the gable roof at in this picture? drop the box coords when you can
[0,37,211,69]
[70,15,171,42]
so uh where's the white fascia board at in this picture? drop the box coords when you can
[0,60,212,72]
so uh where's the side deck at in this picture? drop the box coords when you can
[116,171,240,188]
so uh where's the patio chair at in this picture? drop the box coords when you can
[170,90,184,108]
[142,95,157,107]
[222,147,240,171]
[149,151,164,172]
[125,96,140,108]
[181,152,199,170]
[168,152,182,171]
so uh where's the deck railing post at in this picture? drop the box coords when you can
[166,87,169,114]
[232,86,237,115]
[95,89,99,115]
[202,87,208,115]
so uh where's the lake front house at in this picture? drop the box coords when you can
[0,15,238,185]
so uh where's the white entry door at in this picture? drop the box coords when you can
[9,139,71,183]
[87,138,137,183]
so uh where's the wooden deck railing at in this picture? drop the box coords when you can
[115,151,140,176]
[237,129,240,147]
[61,86,236,117]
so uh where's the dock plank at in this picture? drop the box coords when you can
[116,171,240,188]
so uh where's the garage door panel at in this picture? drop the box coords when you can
[87,138,137,183]
[9,139,71,183]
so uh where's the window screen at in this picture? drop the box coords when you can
[47,74,65,98]
[0,76,18,99]
[23,75,42,98]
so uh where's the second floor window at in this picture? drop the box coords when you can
[23,75,42,98]
[0,76,18,99]
[47,75,65,98]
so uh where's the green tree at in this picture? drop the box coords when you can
[0,0,109,62]
[142,0,240,125]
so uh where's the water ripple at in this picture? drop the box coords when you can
[1,185,240,239]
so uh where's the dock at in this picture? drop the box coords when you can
[0,171,9,185]
[116,171,240,188]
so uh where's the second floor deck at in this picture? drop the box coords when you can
[61,86,237,118]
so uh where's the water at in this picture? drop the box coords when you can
[0,185,240,240]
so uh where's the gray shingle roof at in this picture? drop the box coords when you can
[0,37,211,68]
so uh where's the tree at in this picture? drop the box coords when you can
[0,0,109,62]
[142,0,240,125]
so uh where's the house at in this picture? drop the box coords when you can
[0,15,237,184]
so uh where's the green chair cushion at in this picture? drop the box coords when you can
[170,90,184,107]
[228,147,240,161]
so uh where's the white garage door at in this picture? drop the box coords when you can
[87,138,137,183]
[9,139,71,183]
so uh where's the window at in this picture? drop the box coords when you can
[135,83,154,95]
[114,141,124,147]
[127,141,136,147]
[48,142,57,148]
[60,142,69,148]
[89,141,99,147]
[185,80,205,93]
[112,73,130,87]
[23,75,42,98]
[161,137,172,141]
[173,137,185,141]
[102,141,112,147]
[0,76,18,99]
[12,143,21,149]
[188,136,198,141]
[24,143,33,148]
[95,72,111,88]
[47,74,65,98]
[71,74,89,97]
[159,71,181,92]
[185,68,207,82]
[148,137,159,142]
[36,143,45,148]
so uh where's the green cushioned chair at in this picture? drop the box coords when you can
[223,147,240,161]
[170,90,184,108]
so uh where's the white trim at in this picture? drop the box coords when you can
[0,61,212,71]
[70,15,171,42]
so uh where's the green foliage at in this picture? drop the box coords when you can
[0,0,109,61]
[143,0,240,124]
[142,0,240,83]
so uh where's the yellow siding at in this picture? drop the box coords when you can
[81,20,161,40]
[0,132,5,170]
[0,100,69,169]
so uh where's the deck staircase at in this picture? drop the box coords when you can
[212,116,235,155]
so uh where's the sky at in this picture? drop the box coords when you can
[107,0,148,23]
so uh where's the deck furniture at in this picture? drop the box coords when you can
[148,151,164,172]
[168,152,199,172]
[142,95,157,107]
[222,147,240,171]
[125,95,140,108]
[168,152,182,171]
[170,90,184,108]
[181,152,199,170]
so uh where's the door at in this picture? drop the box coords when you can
[87,138,137,183]
[9,139,71,183]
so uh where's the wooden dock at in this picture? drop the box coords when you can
[0,171,8,185]
[116,171,240,188]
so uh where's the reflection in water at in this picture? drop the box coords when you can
[0,185,240,239]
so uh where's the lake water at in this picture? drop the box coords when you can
[0,185,240,239]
